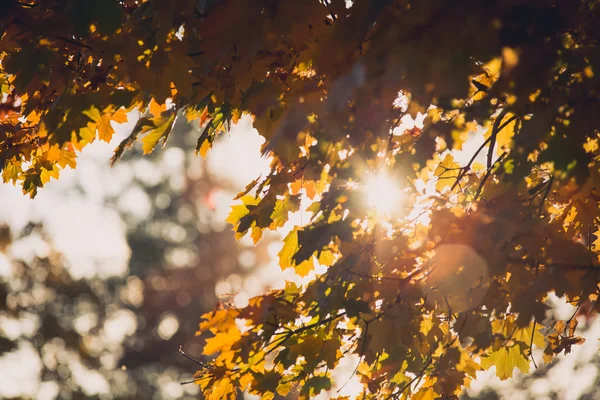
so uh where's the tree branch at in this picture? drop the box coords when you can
[487,109,508,168]
[537,176,554,218]
[473,151,508,202]
[55,36,92,50]
[450,113,517,192]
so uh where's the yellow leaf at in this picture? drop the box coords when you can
[149,98,165,117]
[226,195,261,228]
[593,228,600,249]
[207,377,236,400]
[46,145,62,163]
[295,257,315,277]
[82,106,126,142]
[40,166,59,184]
[495,113,516,156]
[434,154,460,192]
[231,109,243,124]
[79,122,97,143]
[290,179,317,199]
[203,328,241,355]
[111,108,129,124]
[57,147,77,169]
[420,316,433,336]
[412,386,438,400]
[2,161,21,184]
[82,105,102,122]
[270,195,301,228]
[97,114,116,142]
[514,321,545,348]
[278,228,299,270]
[251,226,263,244]
[198,308,240,334]
[480,345,530,380]
[239,373,253,390]
[141,113,176,154]
[317,249,336,266]
[198,138,211,158]
[185,107,201,122]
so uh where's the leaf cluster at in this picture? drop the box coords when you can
[1,1,600,398]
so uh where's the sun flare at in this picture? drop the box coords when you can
[364,172,403,215]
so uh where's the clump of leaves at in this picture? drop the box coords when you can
[1,1,600,398]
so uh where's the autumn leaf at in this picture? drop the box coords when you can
[434,154,460,192]
[513,322,545,348]
[83,106,128,142]
[226,195,261,229]
[1,2,599,399]
[300,375,332,398]
[141,112,176,154]
[270,195,301,228]
[480,345,530,380]
[278,228,299,270]
[203,328,242,355]
[198,308,240,334]
[485,112,517,156]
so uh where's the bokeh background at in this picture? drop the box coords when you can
[0,115,598,399]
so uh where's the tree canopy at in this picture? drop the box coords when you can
[1,0,600,398]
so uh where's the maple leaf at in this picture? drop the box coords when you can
[226,195,261,229]
[480,345,530,380]
[2,2,600,399]
[300,375,332,398]
[278,228,299,270]
[434,154,460,193]
[203,328,242,355]
[83,106,128,142]
[199,308,240,334]
[141,112,176,154]
[270,195,301,228]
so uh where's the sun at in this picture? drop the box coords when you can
[364,171,403,215]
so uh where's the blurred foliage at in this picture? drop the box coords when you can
[1,0,600,399]
[0,119,270,399]
[0,222,137,399]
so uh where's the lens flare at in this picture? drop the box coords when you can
[364,172,402,215]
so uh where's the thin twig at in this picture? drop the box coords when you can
[529,318,538,369]
[386,109,406,154]
[529,262,540,369]
[451,136,492,191]
[55,36,93,50]
[337,321,369,394]
[487,109,509,168]
[473,151,508,201]
[264,311,347,355]
[389,358,433,400]
[346,270,415,282]
[179,346,209,368]
[450,113,517,191]
[180,374,211,385]
[537,176,554,217]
